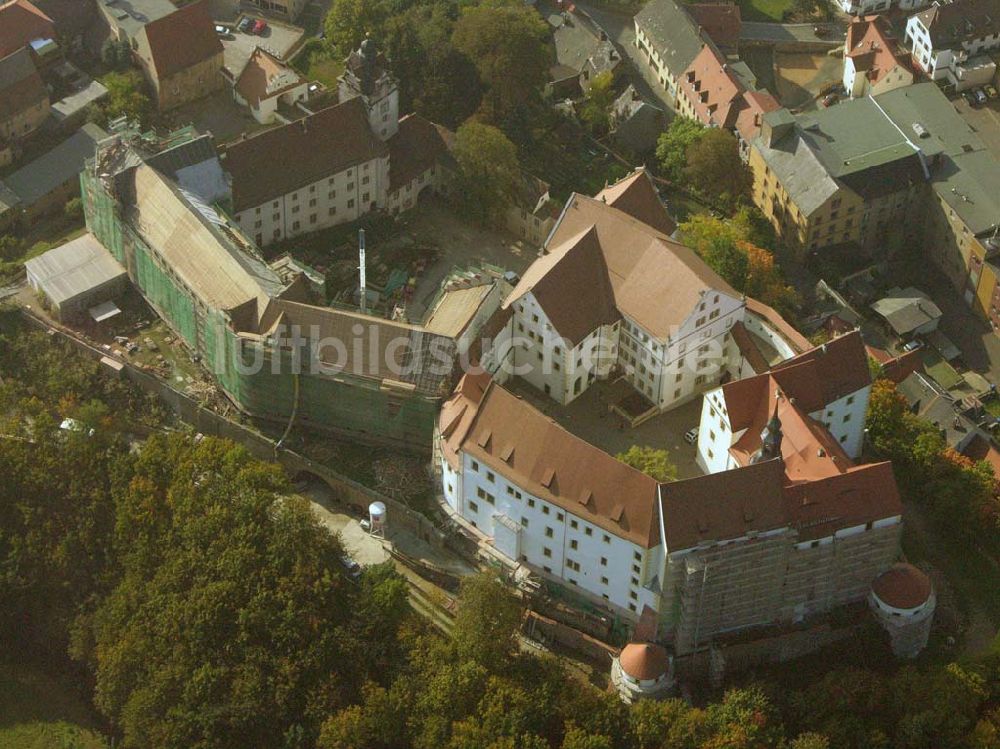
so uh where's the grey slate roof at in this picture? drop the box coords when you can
[870,287,942,336]
[634,0,707,80]
[6,123,107,206]
[751,126,841,216]
[25,233,126,306]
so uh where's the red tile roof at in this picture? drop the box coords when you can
[845,15,912,88]
[771,330,871,408]
[685,2,742,50]
[388,114,453,192]
[224,97,389,212]
[594,168,676,236]
[735,89,781,145]
[678,44,742,129]
[0,47,46,123]
[871,562,932,609]
[456,380,662,547]
[0,0,54,58]
[745,297,810,352]
[140,1,222,80]
[235,46,303,108]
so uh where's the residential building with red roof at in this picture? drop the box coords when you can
[676,44,743,129]
[0,0,55,59]
[231,46,307,124]
[0,46,49,150]
[843,15,914,98]
[134,1,224,111]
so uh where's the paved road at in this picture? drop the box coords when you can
[740,21,845,46]
[573,0,676,113]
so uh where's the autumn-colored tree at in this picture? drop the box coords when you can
[616,445,678,482]
[682,128,752,208]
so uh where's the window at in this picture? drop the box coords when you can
[570,519,578,529]
[543,547,552,558]
[292,192,298,201]
[601,576,609,585]
[362,176,370,185]
[362,192,370,203]
[602,534,610,544]
[600,557,607,566]
[469,501,479,513]
[477,487,486,499]
[556,512,564,521]
[521,518,529,528]
[292,205,300,214]
[329,190,336,199]
[631,577,639,586]
[570,540,578,550]
[471,460,479,472]
[846,395,855,405]
[292,221,300,231]
[486,471,495,483]
[542,505,550,515]
[544,565,552,573]
[628,603,636,612]
[545,527,554,538]
[584,527,592,536]
[843,413,851,423]
[348,199,355,208]
[629,591,638,601]
[309,199,316,208]
[309,214,317,224]
[328,207,337,216]
[528,498,536,508]
[633,551,641,562]
[632,564,640,574]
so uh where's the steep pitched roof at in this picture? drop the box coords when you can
[459,381,662,547]
[524,193,736,341]
[235,46,303,108]
[388,113,453,191]
[504,224,620,344]
[770,329,871,408]
[0,46,46,122]
[685,2,742,50]
[679,44,743,129]
[735,89,780,145]
[0,0,54,58]
[914,0,1000,49]
[635,0,709,79]
[594,168,676,236]
[224,97,389,212]
[140,1,222,80]
[845,15,911,87]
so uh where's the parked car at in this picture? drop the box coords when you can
[214,24,233,39]
[684,426,699,445]
[237,17,254,32]
[252,19,267,34]
[975,88,989,106]
[340,555,362,582]
[902,339,923,352]
[963,90,978,106]
[986,84,999,100]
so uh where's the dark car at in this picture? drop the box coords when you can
[237,17,254,33]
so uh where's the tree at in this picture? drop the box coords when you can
[656,117,704,182]
[451,572,522,669]
[616,446,678,482]
[679,212,798,316]
[578,72,616,135]
[0,234,20,262]
[790,733,831,749]
[64,197,83,221]
[453,121,520,226]
[683,128,752,208]
[94,71,152,128]
[452,0,550,126]
[324,0,385,57]
[101,38,132,70]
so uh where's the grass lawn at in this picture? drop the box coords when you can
[736,0,794,21]
[0,661,107,749]
[921,348,963,390]
[292,40,345,90]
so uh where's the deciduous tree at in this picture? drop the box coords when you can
[453,121,520,226]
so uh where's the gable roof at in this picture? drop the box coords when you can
[846,15,911,87]
[0,46,46,122]
[6,123,106,205]
[679,44,743,129]
[735,89,780,145]
[224,97,389,212]
[770,329,871,408]
[594,168,676,236]
[505,224,620,344]
[635,0,709,79]
[0,0,54,58]
[514,192,736,341]
[235,46,303,108]
[685,2,742,50]
[458,380,662,547]
[913,0,1000,49]
[388,113,453,192]
[139,1,222,80]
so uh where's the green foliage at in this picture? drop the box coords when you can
[578,72,616,135]
[324,0,384,57]
[0,235,20,262]
[656,117,705,182]
[453,121,520,226]
[64,198,83,221]
[451,572,522,668]
[452,0,550,126]
[101,39,132,71]
[683,128,752,209]
[865,380,999,544]
[92,71,152,129]
[616,445,678,482]
[679,212,798,316]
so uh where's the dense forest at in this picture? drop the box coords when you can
[4,319,1000,749]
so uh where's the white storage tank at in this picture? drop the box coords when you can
[368,501,387,537]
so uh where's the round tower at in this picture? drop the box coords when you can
[368,501,386,538]
[611,642,673,703]
[869,563,935,658]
